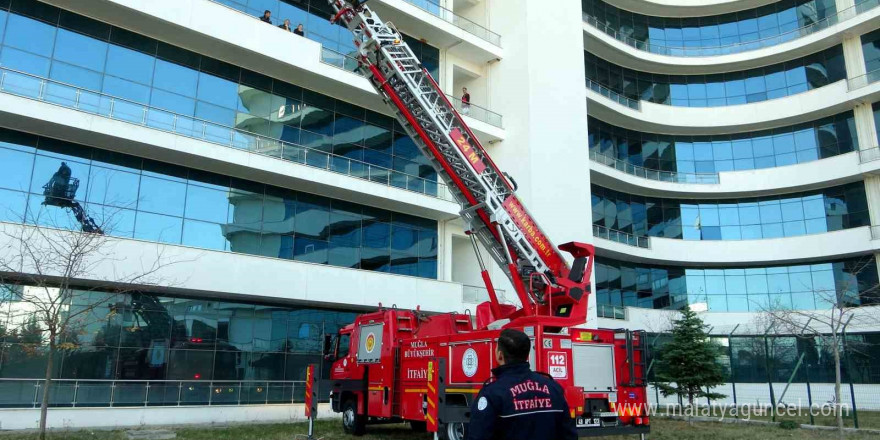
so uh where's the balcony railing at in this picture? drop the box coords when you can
[209,0,500,47]
[858,147,880,163]
[0,67,453,201]
[583,0,880,57]
[586,79,641,109]
[597,304,627,320]
[590,151,720,184]
[847,68,880,91]
[593,224,651,249]
[0,379,306,408]
[319,48,504,129]
[445,94,503,128]
[395,0,501,47]
[463,284,508,304]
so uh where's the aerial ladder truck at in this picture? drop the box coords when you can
[322,1,650,439]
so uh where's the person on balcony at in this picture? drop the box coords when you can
[279,19,293,32]
[259,10,272,24]
[294,24,305,37]
[461,87,471,115]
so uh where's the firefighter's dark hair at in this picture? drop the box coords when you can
[497,328,531,364]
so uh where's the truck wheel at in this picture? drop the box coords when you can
[439,422,467,440]
[342,399,366,436]
[410,421,427,432]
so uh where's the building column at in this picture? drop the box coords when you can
[487,0,595,323]
[836,0,855,11]
[855,103,879,149]
[842,34,867,79]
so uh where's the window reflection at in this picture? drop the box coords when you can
[0,1,438,194]
[598,257,879,312]
[585,46,846,107]
[0,126,439,279]
[592,183,869,241]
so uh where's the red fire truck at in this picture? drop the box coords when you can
[322,1,650,439]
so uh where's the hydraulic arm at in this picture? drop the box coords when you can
[328,0,594,328]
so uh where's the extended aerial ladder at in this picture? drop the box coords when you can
[328,0,594,330]
[42,162,104,234]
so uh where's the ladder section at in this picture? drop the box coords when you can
[328,0,569,305]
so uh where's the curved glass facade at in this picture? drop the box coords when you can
[582,0,837,55]
[0,1,439,186]
[591,183,869,240]
[595,256,879,311]
[0,128,439,278]
[0,283,357,400]
[585,47,846,107]
[589,113,858,174]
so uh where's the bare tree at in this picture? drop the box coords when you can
[0,201,187,439]
[760,256,880,439]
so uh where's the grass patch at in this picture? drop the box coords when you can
[1,418,879,440]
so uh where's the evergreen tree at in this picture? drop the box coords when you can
[655,307,726,406]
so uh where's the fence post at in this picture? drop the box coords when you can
[805,363,814,426]
[763,335,777,422]
[842,318,859,429]
[728,326,739,418]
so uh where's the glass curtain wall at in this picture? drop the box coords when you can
[645,333,880,384]
[0,0,440,187]
[585,47,846,107]
[862,27,880,74]
[0,284,359,404]
[0,128,439,278]
[588,113,858,174]
[595,256,879,312]
[583,0,837,52]
[591,183,869,240]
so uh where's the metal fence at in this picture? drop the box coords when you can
[583,0,880,57]
[0,379,306,408]
[586,78,641,109]
[848,69,880,91]
[590,150,721,184]
[592,224,651,249]
[0,66,453,202]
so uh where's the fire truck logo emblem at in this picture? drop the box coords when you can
[477,396,488,411]
[462,348,478,377]
[365,332,376,353]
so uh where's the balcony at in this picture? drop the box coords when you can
[848,69,880,91]
[593,224,651,249]
[0,67,454,202]
[584,0,880,58]
[586,79,640,110]
[387,0,501,47]
[320,48,504,129]
[590,150,719,184]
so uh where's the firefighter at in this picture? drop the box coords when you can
[467,328,577,440]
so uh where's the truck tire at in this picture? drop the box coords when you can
[341,399,366,436]
[439,422,467,440]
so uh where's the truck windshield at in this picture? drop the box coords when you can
[337,333,350,358]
